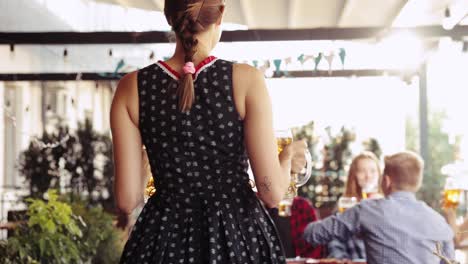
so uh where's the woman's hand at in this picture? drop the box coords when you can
[288,139,308,174]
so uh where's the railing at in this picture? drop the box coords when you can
[0,186,28,239]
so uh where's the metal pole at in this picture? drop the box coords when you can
[419,63,430,175]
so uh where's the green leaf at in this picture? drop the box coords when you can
[38,239,45,256]
[45,220,56,234]
[68,223,83,237]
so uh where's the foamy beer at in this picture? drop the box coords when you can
[278,199,293,217]
[443,177,461,208]
[361,192,368,199]
[277,137,292,154]
[275,129,313,217]
[361,186,376,200]
[142,147,156,201]
[443,189,461,208]
[360,176,379,200]
[338,197,358,213]
[276,129,294,217]
[275,129,312,187]
[145,176,156,198]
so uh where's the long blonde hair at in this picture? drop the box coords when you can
[344,151,382,200]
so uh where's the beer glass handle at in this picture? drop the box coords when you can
[296,149,313,187]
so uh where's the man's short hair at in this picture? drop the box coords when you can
[383,151,424,191]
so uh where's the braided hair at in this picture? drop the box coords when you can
[164,0,225,112]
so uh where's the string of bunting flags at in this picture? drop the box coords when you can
[7,43,348,79]
[98,48,347,79]
[240,48,347,77]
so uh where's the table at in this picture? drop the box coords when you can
[286,258,366,264]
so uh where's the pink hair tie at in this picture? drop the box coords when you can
[183,62,196,75]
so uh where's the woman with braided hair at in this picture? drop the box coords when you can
[111,0,308,262]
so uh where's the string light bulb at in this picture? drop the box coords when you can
[63,48,69,63]
[442,7,452,30]
[9,44,15,59]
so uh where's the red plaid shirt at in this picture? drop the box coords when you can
[290,196,324,258]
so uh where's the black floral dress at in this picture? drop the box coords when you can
[119,56,286,264]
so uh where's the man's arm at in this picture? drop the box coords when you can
[327,239,350,259]
[440,239,455,264]
[303,205,361,246]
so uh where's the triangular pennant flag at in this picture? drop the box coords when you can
[259,65,268,76]
[114,59,125,74]
[284,57,292,76]
[298,54,305,64]
[339,48,346,69]
[314,53,323,71]
[273,59,282,75]
[253,60,259,68]
[324,52,335,75]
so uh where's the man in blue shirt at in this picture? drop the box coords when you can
[303,151,455,264]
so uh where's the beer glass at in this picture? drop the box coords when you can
[276,129,312,217]
[142,147,156,202]
[145,176,156,199]
[337,196,358,213]
[361,179,379,199]
[443,177,461,208]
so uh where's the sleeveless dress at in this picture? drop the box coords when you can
[119,56,286,264]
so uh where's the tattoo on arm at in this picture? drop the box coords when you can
[259,176,272,192]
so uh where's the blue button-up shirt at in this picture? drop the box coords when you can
[327,234,366,260]
[303,191,455,264]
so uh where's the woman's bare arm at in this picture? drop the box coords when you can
[110,72,145,214]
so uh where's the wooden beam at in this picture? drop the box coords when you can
[221,25,468,42]
[386,0,409,26]
[0,69,418,81]
[0,31,172,44]
[287,0,300,28]
[114,0,132,9]
[0,73,122,81]
[239,0,255,28]
[337,0,357,27]
[272,69,418,78]
[1,25,468,44]
[335,0,350,27]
